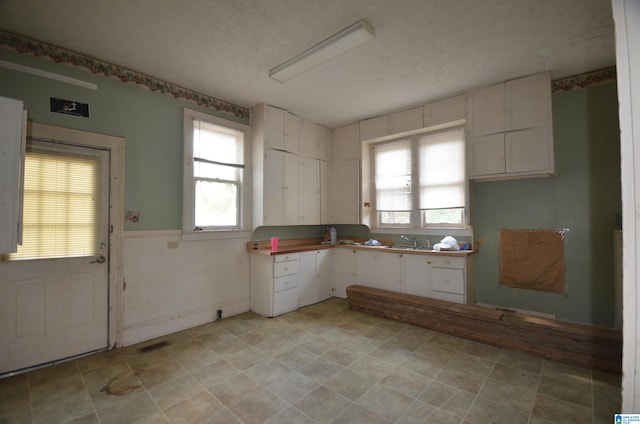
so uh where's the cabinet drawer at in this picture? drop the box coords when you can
[273,287,298,316]
[274,274,298,293]
[274,260,299,277]
[428,255,464,269]
[275,253,299,262]
[431,267,464,294]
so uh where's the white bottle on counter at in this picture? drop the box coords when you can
[329,227,337,244]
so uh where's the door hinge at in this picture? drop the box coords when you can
[110,225,114,233]
[123,278,126,291]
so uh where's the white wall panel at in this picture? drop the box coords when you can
[122,231,251,345]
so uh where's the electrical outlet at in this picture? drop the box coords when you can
[167,241,179,249]
[478,237,486,246]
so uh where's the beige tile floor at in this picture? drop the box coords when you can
[0,298,621,424]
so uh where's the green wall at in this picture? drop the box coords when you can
[472,83,621,327]
[0,50,247,231]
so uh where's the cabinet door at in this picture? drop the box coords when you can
[360,115,388,141]
[0,97,25,253]
[469,83,505,136]
[299,119,318,158]
[317,125,331,161]
[403,255,431,297]
[331,159,360,224]
[263,149,285,224]
[283,153,300,224]
[316,250,332,302]
[319,160,332,224]
[468,133,506,177]
[299,252,316,307]
[505,127,553,174]
[333,249,357,298]
[299,250,332,307]
[284,112,301,153]
[426,95,466,126]
[378,253,403,292]
[506,72,551,131]
[265,106,286,149]
[355,250,379,288]
[299,158,320,225]
[390,106,423,135]
[332,123,360,161]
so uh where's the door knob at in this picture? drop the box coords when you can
[90,255,106,264]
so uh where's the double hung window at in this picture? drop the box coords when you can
[184,109,249,233]
[373,127,466,228]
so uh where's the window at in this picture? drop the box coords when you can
[183,109,250,233]
[373,127,466,228]
[9,147,99,260]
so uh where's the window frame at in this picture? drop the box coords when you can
[183,108,251,239]
[369,126,470,231]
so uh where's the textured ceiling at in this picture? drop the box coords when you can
[0,0,615,128]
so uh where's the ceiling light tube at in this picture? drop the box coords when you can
[269,19,375,82]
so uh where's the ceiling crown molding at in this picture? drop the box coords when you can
[0,29,250,122]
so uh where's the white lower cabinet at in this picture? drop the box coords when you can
[403,255,431,297]
[333,248,475,305]
[299,250,332,307]
[354,250,403,292]
[332,248,357,298]
[377,252,403,292]
[427,255,475,304]
[250,253,299,317]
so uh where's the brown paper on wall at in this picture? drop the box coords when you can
[499,229,566,293]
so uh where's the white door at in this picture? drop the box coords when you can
[0,139,110,374]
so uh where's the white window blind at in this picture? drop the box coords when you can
[374,139,412,212]
[10,150,97,260]
[418,129,465,210]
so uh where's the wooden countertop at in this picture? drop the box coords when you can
[247,237,476,257]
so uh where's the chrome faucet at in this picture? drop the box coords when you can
[400,235,417,248]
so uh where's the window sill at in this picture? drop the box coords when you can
[181,229,252,242]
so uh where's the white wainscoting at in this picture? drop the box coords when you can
[122,230,251,345]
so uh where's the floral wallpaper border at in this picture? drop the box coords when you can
[552,66,617,94]
[0,29,250,121]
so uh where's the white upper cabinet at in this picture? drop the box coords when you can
[468,82,505,136]
[319,160,331,224]
[389,106,423,135]
[299,158,320,225]
[506,72,552,131]
[284,112,301,153]
[299,119,318,158]
[332,123,360,161]
[425,95,466,126]
[252,104,326,227]
[360,106,424,141]
[263,105,286,150]
[317,125,331,162]
[467,72,554,180]
[331,159,360,224]
[0,96,26,254]
[359,115,388,141]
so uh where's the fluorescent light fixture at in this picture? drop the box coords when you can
[269,19,375,82]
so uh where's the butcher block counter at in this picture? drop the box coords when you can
[246,237,476,257]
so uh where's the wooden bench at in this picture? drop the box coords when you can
[346,285,622,374]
